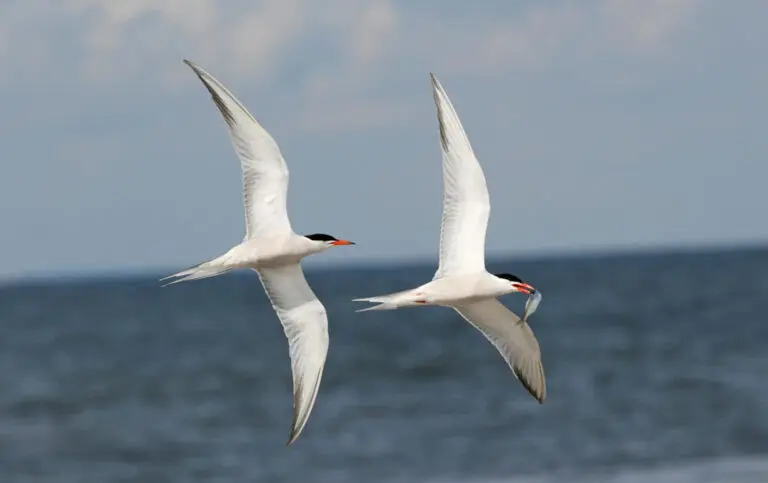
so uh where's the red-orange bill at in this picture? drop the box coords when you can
[513,283,535,294]
[332,240,355,246]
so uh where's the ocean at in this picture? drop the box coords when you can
[0,247,766,482]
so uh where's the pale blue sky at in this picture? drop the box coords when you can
[0,0,766,278]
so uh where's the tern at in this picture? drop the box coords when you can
[354,73,546,403]
[162,59,355,445]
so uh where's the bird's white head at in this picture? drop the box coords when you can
[493,273,536,295]
[304,233,355,251]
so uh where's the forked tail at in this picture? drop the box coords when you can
[352,288,424,312]
[159,258,233,286]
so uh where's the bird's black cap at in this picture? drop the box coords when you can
[494,273,524,284]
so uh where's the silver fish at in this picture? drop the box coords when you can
[521,290,542,324]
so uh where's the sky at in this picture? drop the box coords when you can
[0,0,766,278]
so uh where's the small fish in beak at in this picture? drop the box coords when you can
[521,290,542,324]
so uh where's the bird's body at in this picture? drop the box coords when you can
[357,272,521,310]
[167,234,332,283]
[354,73,547,403]
[162,60,354,445]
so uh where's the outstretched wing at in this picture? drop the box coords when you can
[184,59,292,239]
[453,298,546,402]
[430,73,491,279]
[256,264,329,445]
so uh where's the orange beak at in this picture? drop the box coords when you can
[331,240,355,246]
[513,283,535,295]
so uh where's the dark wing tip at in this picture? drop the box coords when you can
[286,408,301,446]
[514,364,547,404]
[182,58,201,74]
[285,422,300,446]
[430,74,449,151]
[286,381,302,446]
[286,428,300,446]
[183,59,206,81]
[430,73,442,97]
[183,60,237,128]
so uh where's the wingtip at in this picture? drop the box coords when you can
[285,430,299,447]
[286,407,307,446]
[529,389,546,405]
[514,365,547,405]
[183,58,204,75]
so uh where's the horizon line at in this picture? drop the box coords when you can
[1,239,765,287]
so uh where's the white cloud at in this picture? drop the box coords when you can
[0,0,396,85]
[464,4,586,72]
[344,1,399,72]
[62,0,299,83]
[0,0,703,79]
[601,0,700,53]
[0,0,701,130]
[293,1,401,130]
[56,0,403,86]
[408,0,701,76]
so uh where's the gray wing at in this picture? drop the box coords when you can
[453,298,546,402]
[256,264,329,445]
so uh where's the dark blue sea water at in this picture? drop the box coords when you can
[1,247,767,482]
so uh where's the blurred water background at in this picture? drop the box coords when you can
[0,246,766,482]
